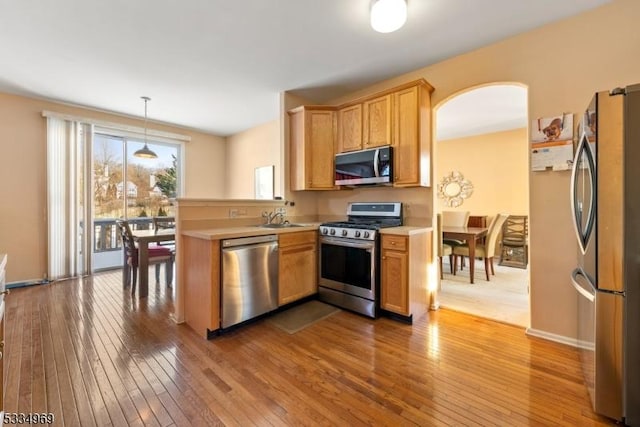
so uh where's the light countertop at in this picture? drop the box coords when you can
[183,224,431,240]
[379,226,433,236]
[182,223,322,240]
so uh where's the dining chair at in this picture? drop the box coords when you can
[437,214,453,279]
[115,219,174,294]
[153,216,175,230]
[452,213,509,281]
[152,216,176,282]
[442,210,470,268]
[499,215,529,268]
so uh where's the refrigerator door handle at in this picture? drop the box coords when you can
[570,133,597,254]
[572,268,595,302]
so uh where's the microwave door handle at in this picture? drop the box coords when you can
[373,149,380,177]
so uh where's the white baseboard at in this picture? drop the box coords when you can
[525,327,579,348]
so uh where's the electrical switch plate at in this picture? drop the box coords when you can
[275,207,286,215]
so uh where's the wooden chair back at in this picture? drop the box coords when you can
[115,219,136,258]
[502,215,528,245]
[153,216,175,230]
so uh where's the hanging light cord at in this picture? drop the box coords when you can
[142,96,150,144]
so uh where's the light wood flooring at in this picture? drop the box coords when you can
[3,269,614,426]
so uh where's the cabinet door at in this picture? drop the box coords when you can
[279,244,317,305]
[380,248,409,316]
[0,300,4,420]
[363,94,392,148]
[308,110,336,189]
[289,109,306,191]
[337,104,362,153]
[393,86,421,186]
[289,108,337,190]
[0,257,6,418]
[183,237,220,337]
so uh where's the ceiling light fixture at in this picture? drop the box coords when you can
[370,0,407,33]
[133,96,158,159]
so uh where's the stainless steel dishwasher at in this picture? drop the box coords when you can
[221,234,278,328]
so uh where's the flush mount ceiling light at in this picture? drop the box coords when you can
[370,0,407,33]
[133,96,158,159]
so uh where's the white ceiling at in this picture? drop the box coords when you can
[0,0,609,137]
[436,85,528,141]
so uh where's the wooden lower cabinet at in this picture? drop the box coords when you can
[380,231,432,321]
[0,254,7,420]
[183,236,220,338]
[278,231,317,305]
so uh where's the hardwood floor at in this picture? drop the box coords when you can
[4,269,614,426]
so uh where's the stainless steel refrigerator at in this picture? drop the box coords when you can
[570,84,640,425]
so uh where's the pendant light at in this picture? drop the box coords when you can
[370,0,407,33]
[134,96,158,159]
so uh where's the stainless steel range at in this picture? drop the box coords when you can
[318,202,402,318]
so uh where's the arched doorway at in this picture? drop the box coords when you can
[433,83,530,327]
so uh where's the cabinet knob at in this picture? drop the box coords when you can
[391,241,396,245]
[382,256,387,260]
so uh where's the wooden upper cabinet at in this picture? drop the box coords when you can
[393,82,432,187]
[337,104,363,153]
[363,94,392,148]
[288,106,337,190]
[288,79,433,191]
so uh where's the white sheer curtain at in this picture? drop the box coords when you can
[46,117,93,280]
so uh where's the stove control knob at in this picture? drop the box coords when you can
[354,231,361,238]
[321,227,328,235]
[330,229,336,236]
[363,231,370,239]
[342,230,348,237]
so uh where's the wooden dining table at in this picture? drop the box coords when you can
[131,228,176,298]
[442,226,488,284]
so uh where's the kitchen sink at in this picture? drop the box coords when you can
[257,223,303,229]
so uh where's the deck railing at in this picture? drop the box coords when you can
[93,217,153,253]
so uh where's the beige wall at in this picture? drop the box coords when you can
[225,119,281,199]
[294,0,640,341]
[0,92,226,282]
[436,128,529,217]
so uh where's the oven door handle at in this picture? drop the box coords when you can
[320,236,374,250]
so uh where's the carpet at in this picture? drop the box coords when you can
[439,259,530,327]
[268,300,340,334]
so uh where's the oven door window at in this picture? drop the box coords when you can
[320,243,372,290]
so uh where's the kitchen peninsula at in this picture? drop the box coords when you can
[178,216,431,339]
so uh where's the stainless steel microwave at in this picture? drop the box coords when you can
[335,146,393,186]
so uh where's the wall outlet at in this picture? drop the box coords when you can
[229,209,238,218]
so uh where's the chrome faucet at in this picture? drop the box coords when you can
[262,210,285,224]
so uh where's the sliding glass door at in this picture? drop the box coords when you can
[93,132,180,270]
